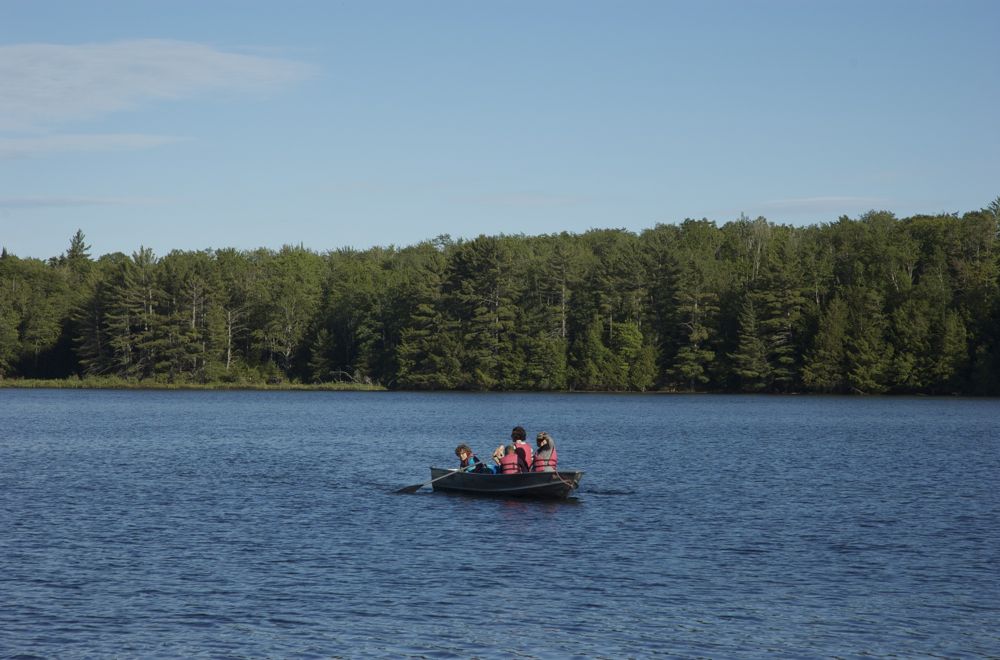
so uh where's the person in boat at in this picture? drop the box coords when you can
[496,444,520,474]
[531,432,558,472]
[510,425,533,472]
[455,443,496,474]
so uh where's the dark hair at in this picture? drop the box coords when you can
[455,443,473,456]
[511,426,526,441]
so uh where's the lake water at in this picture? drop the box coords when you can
[1,389,999,658]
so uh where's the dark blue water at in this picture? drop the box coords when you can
[2,390,999,658]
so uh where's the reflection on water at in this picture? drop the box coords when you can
[2,390,999,657]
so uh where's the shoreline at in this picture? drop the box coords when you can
[0,378,385,392]
[0,379,984,396]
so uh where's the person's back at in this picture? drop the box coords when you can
[510,425,532,472]
[498,445,520,474]
[531,432,558,472]
[514,441,533,472]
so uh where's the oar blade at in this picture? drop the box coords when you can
[397,468,462,494]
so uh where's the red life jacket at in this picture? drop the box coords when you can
[514,442,533,472]
[532,447,558,472]
[499,453,520,474]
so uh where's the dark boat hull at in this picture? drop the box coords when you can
[429,467,583,499]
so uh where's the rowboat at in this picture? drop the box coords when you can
[428,467,584,499]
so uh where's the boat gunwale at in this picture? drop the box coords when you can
[428,467,583,498]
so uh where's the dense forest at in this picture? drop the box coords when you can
[3,200,1000,394]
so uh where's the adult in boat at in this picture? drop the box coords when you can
[531,432,558,472]
[496,444,520,474]
[455,443,495,474]
[511,426,533,473]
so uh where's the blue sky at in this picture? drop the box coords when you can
[2,0,998,260]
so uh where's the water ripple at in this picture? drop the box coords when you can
[2,390,999,657]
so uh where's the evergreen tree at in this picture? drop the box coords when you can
[888,295,932,391]
[568,316,614,390]
[396,245,462,389]
[0,284,19,377]
[802,295,848,392]
[444,237,519,389]
[214,248,255,377]
[98,248,161,379]
[754,229,809,391]
[307,326,336,383]
[845,287,891,394]
[250,246,323,378]
[64,229,93,285]
[729,296,771,392]
[308,250,386,384]
[521,334,568,390]
[926,309,967,393]
[667,273,720,391]
[610,320,656,391]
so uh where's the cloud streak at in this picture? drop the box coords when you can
[0,39,314,132]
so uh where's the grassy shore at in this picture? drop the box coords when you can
[0,377,386,391]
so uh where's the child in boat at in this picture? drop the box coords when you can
[455,443,496,474]
[531,432,558,472]
[496,444,520,474]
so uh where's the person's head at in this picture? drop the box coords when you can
[536,432,551,449]
[511,426,526,443]
[455,443,473,460]
[504,444,516,456]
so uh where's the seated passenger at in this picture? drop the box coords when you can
[497,444,520,474]
[531,432,558,472]
[511,425,533,472]
[455,443,496,474]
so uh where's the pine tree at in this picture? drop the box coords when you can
[729,296,771,392]
[888,296,932,391]
[926,309,967,393]
[802,295,848,392]
[0,288,19,377]
[444,237,519,389]
[668,282,719,391]
[396,246,462,389]
[521,334,568,390]
[845,288,891,394]
[307,327,336,383]
[568,316,614,390]
[610,320,656,391]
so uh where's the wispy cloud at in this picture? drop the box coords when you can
[0,196,167,209]
[0,133,183,158]
[757,196,891,214]
[0,39,315,132]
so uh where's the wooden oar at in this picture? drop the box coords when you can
[396,468,463,494]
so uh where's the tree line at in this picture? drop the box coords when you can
[2,200,999,394]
